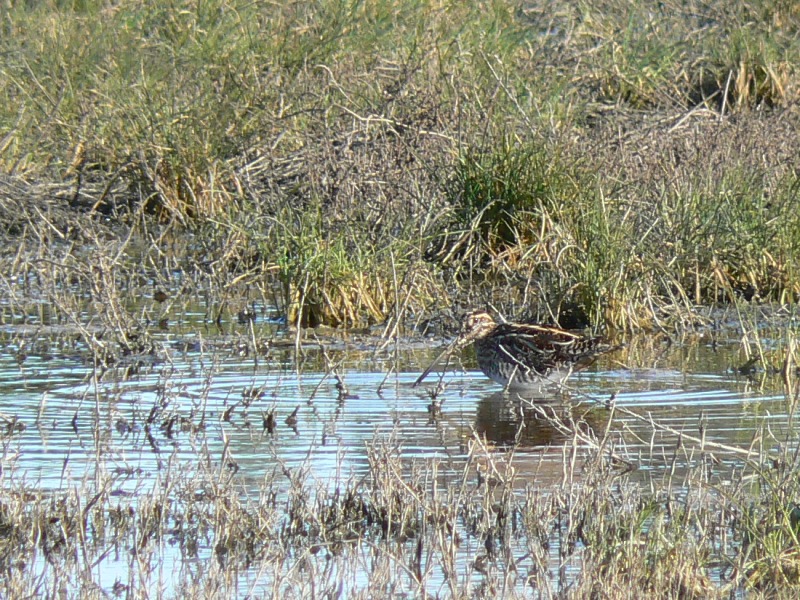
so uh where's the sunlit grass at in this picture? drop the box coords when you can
[2,0,800,331]
[5,3,800,595]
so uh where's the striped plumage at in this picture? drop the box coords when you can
[415,310,620,389]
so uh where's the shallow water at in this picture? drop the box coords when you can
[0,320,795,596]
[3,338,777,488]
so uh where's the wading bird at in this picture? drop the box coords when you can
[414,310,621,390]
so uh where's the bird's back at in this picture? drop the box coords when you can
[474,323,618,387]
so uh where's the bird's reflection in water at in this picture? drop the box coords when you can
[474,391,609,449]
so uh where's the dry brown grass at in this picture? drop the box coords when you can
[2,4,800,590]
[2,1,800,332]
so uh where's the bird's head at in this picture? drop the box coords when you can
[456,310,497,346]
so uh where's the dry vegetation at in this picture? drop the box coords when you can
[2,0,800,597]
[2,0,800,333]
[0,366,800,599]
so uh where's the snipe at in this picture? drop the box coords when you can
[414,310,621,390]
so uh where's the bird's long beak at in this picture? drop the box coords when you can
[413,335,463,387]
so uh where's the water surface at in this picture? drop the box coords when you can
[0,321,792,596]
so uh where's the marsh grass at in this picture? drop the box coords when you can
[3,0,800,331]
[4,3,800,592]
